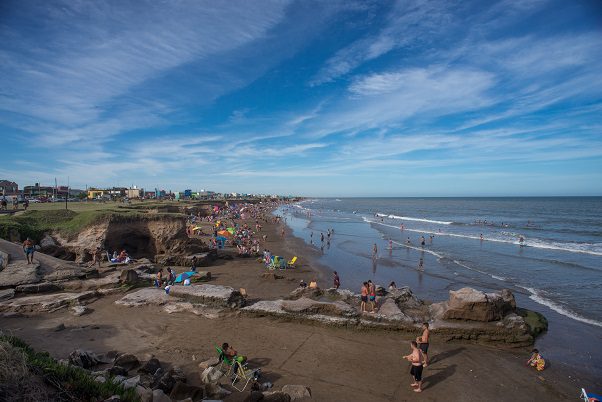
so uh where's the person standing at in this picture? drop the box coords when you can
[420,236,426,246]
[89,246,102,268]
[368,280,377,313]
[22,237,35,264]
[403,341,424,393]
[333,271,340,289]
[416,322,430,366]
[372,243,378,258]
[360,282,369,313]
[418,257,424,270]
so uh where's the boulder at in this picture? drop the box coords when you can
[281,385,311,401]
[263,392,291,402]
[154,367,185,393]
[108,366,128,376]
[114,353,140,371]
[0,291,96,313]
[245,391,266,402]
[15,282,63,294]
[53,323,66,332]
[152,389,171,402]
[138,357,162,374]
[122,375,141,389]
[169,381,205,401]
[39,234,57,249]
[0,250,8,271]
[204,382,231,399]
[441,288,516,322]
[115,288,174,307]
[200,366,223,384]
[197,357,219,371]
[0,288,15,301]
[0,261,40,287]
[135,385,153,402]
[281,297,357,318]
[69,349,104,369]
[119,269,139,285]
[262,272,284,280]
[169,284,245,308]
[388,287,423,309]
[287,287,323,301]
[71,305,90,316]
[376,298,413,322]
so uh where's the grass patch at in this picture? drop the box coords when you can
[0,203,186,242]
[0,334,138,402]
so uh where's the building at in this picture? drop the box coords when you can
[0,180,18,196]
[87,188,107,199]
[126,187,143,199]
[23,183,54,198]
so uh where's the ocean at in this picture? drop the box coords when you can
[278,197,602,385]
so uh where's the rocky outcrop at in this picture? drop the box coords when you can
[0,249,8,271]
[435,287,516,322]
[169,284,245,308]
[0,261,41,287]
[155,251,217,268]
[15,282,63,294]
[0,288,15,301]
[0,291,96,313]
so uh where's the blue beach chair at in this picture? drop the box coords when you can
[582,388,602,402]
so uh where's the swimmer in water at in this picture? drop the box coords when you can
[518,235,525,246]
[389,239,393,250]
[373,243,378,257]
[406,237,411,245]
[480,234,484,241]
[420,236,426,246]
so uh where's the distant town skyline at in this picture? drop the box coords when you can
[1,0,601,196]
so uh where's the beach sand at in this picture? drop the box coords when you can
[0,214,585,401]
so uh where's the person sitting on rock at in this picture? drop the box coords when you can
[166,267,176,285]
[298,279,307,289]
[309,279,318,289]
[526,349,546,371]
[118,249,128,263]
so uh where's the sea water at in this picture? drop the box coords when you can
[278,197,602,386]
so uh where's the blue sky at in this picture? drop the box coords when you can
[1,0,601,196]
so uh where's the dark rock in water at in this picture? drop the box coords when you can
[69,349,103,369]
[114,353,140,371]
[138,357,162,374]
[441,287,516,322]
[108,366,128,376]
[169,381,205,401]
[119,269,139,285]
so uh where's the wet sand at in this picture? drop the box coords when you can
[0,215,586,401]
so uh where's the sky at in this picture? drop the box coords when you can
[1,0,601,197]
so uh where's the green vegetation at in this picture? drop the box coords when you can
[0,201,187,242]
[0,334,139,402]
[518,308,548,337]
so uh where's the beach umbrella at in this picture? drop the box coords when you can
[218,230,232,237]
[175,271,197,283]
[226,227,235,234]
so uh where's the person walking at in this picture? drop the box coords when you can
[22,237,35,264]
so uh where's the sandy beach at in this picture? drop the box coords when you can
[0,209,589,401]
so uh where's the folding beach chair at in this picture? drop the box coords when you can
[582,388,602,402]
[231,362,260,392]
[287,256,298,268]
[268,256,280,270]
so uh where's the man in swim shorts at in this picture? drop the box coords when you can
[368,280,377,313]
[22,237,35,264]
[360,282,369,313]
[404,341,424,393]
[416,322,430,366]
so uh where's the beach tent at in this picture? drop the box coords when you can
[175,271,197,283]
[218,230,232,237]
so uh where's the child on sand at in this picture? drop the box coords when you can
[526,349,546,371]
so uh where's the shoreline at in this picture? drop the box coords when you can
[0,202,598,400]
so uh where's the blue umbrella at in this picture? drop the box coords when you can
[175,271,197,283]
